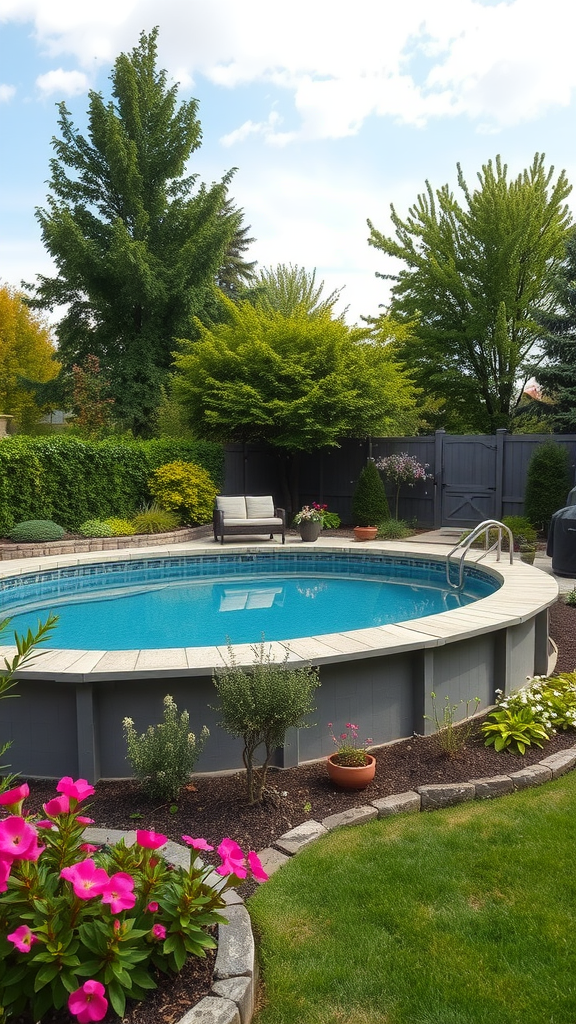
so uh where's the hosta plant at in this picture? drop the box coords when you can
[0,779,267,1022]
[482,705,550,754]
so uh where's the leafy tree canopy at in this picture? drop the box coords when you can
[368,154,572,433]
[536,230,576,431]
[26,28,238,436]
[172,296,418,453]
[244,263,346,319]
[0,284,60,431]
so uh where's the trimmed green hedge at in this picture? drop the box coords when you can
[0,436,224,535]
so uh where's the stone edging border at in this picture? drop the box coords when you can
[0,525,211,561]
[85,743,576,1024]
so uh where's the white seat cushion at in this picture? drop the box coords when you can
[216,496,248,520]
[222,518,282,527]
[245,495,275,518]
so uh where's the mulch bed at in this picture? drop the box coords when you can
[12,597,576,1024]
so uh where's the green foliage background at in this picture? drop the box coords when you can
[0,436,223,535]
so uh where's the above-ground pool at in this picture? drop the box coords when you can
[0,543,558,782]
[0,551,499,650]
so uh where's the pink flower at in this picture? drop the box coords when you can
[43,795,70,817]
[76,817,95,825]
[68,980,108,1023]
[101,872,136,914]
[147,901,159,913]
[36,820,56,830]
[80,844,99,853]
[0,855,12,892]
[216,838,247,879]
[61,859,109,900]
[181,835,214,851]
[0,783,29,813]
[18,835,45,862]
[0,817,38,860]
[151,923,166,940]
[136,829,167,850]
[247,851,268,882]
[57,777,95,804]
[7,924,38,953]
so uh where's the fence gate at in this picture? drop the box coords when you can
[440,434,502,528]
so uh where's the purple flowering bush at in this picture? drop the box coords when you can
[0,778,267,1022]
[376,453,431,520]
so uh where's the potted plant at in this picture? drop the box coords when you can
[326,722,376,789]
[519,542,537,565]
[351,461,389,541]
[293,503,325,542]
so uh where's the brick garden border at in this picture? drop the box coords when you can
[0,525,212,561]
[84,743,576,1024]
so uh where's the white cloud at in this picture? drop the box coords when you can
[0,83,16,102]
[36,68,90,97]
[3,0,576,139]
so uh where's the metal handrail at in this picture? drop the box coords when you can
[446,519,514,589]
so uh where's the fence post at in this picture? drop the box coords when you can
[495,429,507,521]
[433,430,445,528]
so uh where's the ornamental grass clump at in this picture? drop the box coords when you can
[213,643,320,804]
[0,778,267,1023]
[123,695,209,801]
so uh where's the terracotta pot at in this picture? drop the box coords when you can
[326,753,376,789]
[298,519,322,542]
[353,526,378,542]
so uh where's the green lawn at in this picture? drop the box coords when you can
[249,773,576,1024]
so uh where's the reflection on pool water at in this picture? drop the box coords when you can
[0,552,498,650]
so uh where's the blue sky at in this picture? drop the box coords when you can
[1,0,576,327]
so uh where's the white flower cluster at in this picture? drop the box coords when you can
[496,670,576,734]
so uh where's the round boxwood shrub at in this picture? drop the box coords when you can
[78,519,114,538]
[351,460,390,526]
[148,461,218,526]
[8,520,65,543]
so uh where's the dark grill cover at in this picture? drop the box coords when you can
[546,504,576,577]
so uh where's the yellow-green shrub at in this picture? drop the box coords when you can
[149,461,218,526]
[104,517,136,536]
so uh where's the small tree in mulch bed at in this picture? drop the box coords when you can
[213,643,320,804]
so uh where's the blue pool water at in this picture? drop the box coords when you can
[0,552,498,650]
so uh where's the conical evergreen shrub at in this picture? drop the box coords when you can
[523,439,572,533]
[351,460,390,526]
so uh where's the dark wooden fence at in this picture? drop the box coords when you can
[223,431,576,528]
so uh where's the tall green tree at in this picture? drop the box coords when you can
[536,230,576,431]
[26,28,237,436]
[368,154,572,432]
[0,284,61,432]
[215,199,257,300]
[172,296,417,511]
[245,263,346,319]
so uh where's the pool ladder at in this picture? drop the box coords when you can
[446,519,514,590]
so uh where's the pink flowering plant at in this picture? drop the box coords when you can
[293,502,326,525]
[328,722,373,767]
[0,779,267,1022]
[376,453,431,520]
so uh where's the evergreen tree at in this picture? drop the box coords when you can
[26,28,237,436]
[536,231,576,431]
[368,154,572,432]
[351,461,390,526]
[523,439,573,532]
[215,199,257,300]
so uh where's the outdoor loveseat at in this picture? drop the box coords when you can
[213,495,286,544]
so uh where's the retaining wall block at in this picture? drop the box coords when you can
[370,791,421,817]
[214,905,255,981]
[470,775,514,799]
[212,977,253,1024]
[538,746,576,779]
[322,805,378,831]
[275,819,328,855]
[508,764,553,790]
[417,782,475,810]
[256,847,291,876]
[179,995,240,1024]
